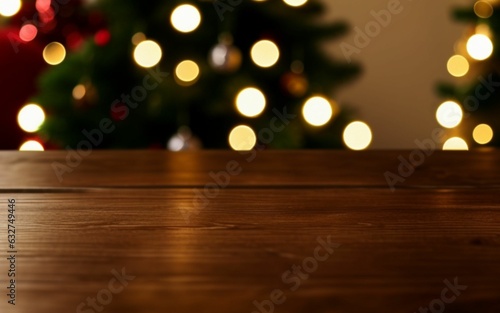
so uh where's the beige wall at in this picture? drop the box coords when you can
[324,0,470,148]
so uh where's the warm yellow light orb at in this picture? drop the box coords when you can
[72,84,86,100]
[436,101,463,129]
[170,4,201,33]
[235,87,266,118]
[228,125,257,151]
[251,40,280,68]
[131,32,146,45]
[0,0,21,17]
[19,140,44,151]
[175,60,200,85]
[447,55,469,77]
[473,124,494,144]
[443,137,469,150]
[302,96,333,127]
[283,0,308,7]
[43,42,66,65]
[17,104,45,133]
[467,34,493,60]
[474,1,493,18]
[343,121,372,150]
[133,40,162,68]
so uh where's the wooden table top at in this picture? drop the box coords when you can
[0,150,499,313]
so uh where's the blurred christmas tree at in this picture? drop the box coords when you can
[437,0,500,149]
[25,0,362,149]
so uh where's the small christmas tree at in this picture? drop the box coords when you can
[32,0,361,149]
[437,0,500,149]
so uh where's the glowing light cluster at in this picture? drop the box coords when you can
[19,140,44,151]
[283,0,308,7]
[474,1,493,18]
[302,96,334,127]
[17,104,45,133]
[473,124,494,144]
[443,137,469,150]
[343,121,372,150]
[466,34,493,60]
[447,55,469,77]
[19,24,38,42]
[43,42,66,65]
[170,4,201,33]
[133,40,162,68]
[72,84,86,100]
[251,40,280,68]
[235,87,266,118]
[175,60,200,86]
[0,0,21,17]
[228,125,257,151]
[436,101,463,129]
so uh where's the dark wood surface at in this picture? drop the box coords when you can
[0,151,499,313]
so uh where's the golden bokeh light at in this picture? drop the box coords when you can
[170,4,201,33]
[343,121,372,150]
[131,32,146,45]
[302,96,333,127]
[474,1,494,18]
[235,87,266,118]
[283,0,308,7]
[443,137,469,150]
[436,101,463,129]
[133,40,162,68]
[0,0,21,17]
[72,84,86,100]
[466,34,493,60]
[17,104,45,133]
[175,60,200,85]
[473,124,494,144]
[228,125,257,151]
[43,42,66,65]
[251,40,280,68]
[19,140,44,151]
[447,55,469,77]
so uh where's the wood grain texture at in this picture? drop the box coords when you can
[0,151,499,313]
[1,150,500,189]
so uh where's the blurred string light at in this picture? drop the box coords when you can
[17,104,45,133]
[72,84,86,100]
[43,42,66,65]
[235,87,266,117]
[343,121,372,150]
[473,124,494,144]
[19,140,44,151]
[466,34,493,60]
[133,40,162,68]
[436,101,463,129]
[0,0,22,17]
[251,40,280,68]
[175,60,200,86]
[283,0,308,7]
[302,96,334,127]
[474,1,494,18]
[131,32,146,45]
[443,137,469,150]
[36,0,51,12]
[170,4,201,33]
[228,125,256,151]
[19,24,38,42]
[475,24,493,37]
[447,55,469,77]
